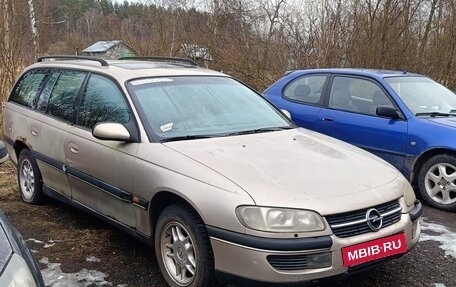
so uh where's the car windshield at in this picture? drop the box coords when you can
[385,76,456,116]
[128,76,292,140]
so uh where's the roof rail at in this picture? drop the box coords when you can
[118,56,199,67]
[36,55,109,67]
[283,70,295,76]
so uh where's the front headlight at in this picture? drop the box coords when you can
[403,181,416,207]
[236,206,325,232]
[0,254,37,287]
[0,228,13,272]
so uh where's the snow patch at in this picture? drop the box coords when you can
[434,284,446,287]
[39,257,49,264]
[27,238,62,248]
[86,256,101,263]
[40,257,110,287]
[27,238,44,244]
[420,219,456,258]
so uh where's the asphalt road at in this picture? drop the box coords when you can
[0,161,455,287]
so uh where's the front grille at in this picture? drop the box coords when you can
[325,200,402,238]
[267,254,309,271]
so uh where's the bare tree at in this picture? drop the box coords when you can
[26,0,39,57]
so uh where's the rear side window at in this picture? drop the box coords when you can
[283,75,327,104]
[36,72,60,113]
[79,74,130,129]
[10,70,48,108]
[47,71,87,122]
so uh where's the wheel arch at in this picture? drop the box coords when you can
[149,191,204,235]
[13,140,30,159]
[412,148,456,184]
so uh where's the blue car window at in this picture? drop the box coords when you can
[283,75,326,104]
[385,77,456,115]
[329,77,359,113]
[329,76,393,115]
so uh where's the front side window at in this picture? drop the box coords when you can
[10,70,48,108]
[283,75,327,104]
[128,76,291,140]
[329,76,393,115]
[79,74,130,129]
[329,77,360,113]
[385,77,456,115]
[47,71,87,122]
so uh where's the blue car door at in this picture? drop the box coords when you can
[265,74,328,130]
[315,75,408,171]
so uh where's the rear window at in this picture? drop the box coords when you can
[10,70,48,108]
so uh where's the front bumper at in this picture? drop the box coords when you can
[209,202,422,285]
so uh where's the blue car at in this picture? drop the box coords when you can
[264,69,456,211]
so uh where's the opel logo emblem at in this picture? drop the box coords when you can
[366,208,383,231]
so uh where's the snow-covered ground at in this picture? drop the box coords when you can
[27,238,125,286]
[420,218,456,258]
[39,257,111,287]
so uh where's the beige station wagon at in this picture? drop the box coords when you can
[2,56,422,286]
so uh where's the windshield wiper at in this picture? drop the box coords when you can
[160,134,217,143]
[225,126,294,136]
[161,126,294,142]
[415,112,456,117]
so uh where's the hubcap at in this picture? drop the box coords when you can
[161,222,196,286]
[19,158,35,200]
[425,163,456,205]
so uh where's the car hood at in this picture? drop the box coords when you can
[163,128,404,215]
[426,116,456,128]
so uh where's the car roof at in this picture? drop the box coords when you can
[26,58,228,83]
[289,68,424,79]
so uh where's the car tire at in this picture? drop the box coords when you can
[154,203,214,287]
[418,153,456,211]
[17,149,44,204]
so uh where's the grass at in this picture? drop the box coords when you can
[0,161,18,201]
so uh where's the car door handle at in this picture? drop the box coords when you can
[321,117,334,122]
[31,125,39,136]
[68,143,79,154]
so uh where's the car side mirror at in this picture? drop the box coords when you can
[376,105,399,119]
[280,109,292,120]
[92,123,131,142]
[0,141,8,165]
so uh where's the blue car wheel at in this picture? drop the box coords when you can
[418,154,456,211]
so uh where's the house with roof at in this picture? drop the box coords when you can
[179,44,213,68]
[82,40,135,60]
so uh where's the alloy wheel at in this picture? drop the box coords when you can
[425,162,456,205]
[160,221,197,286]
[19,158,35,200]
